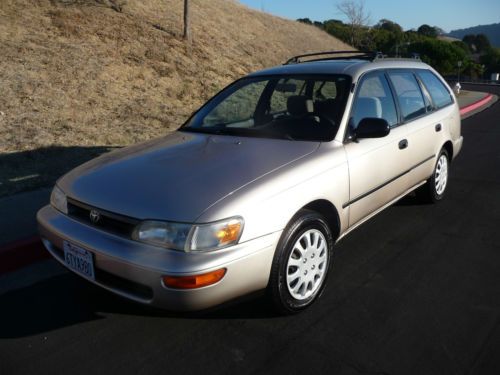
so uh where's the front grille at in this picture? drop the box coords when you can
[67,198,139,238]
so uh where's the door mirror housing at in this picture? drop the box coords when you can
[354,118,390,139]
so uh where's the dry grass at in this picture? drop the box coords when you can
[0,0,351,153]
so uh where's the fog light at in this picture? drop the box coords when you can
[162,268,226,289]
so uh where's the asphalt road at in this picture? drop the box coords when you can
[1,84,499,375]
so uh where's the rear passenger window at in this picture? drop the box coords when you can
[313,81,337,100]
[417,70,453,109]
[350,72,398,128]
[388,71,426,121]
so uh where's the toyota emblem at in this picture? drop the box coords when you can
[89,209,101,224]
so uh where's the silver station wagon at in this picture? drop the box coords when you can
[38,51,463,314]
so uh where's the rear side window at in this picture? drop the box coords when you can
[417,70,453,109]
[269,78,306,114]
[388,71,426,122]
[313,80,337,100]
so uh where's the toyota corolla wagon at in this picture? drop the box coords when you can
[38,51,463,314]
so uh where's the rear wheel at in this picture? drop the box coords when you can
[268,210,333,314]
[417,148,449,203]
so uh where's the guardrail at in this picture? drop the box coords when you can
[444,78,500,86]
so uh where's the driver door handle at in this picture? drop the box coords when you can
[398,139,408,150]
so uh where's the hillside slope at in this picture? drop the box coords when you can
[0,0,351,153]
[449,23,500,47]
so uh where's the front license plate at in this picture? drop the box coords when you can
[63,241,95,281]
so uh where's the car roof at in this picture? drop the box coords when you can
[248,59,433,80]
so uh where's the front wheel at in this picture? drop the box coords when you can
[417,149,449,203]
[268,210,334,314]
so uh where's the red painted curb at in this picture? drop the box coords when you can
[460,94,493,116]
[0,236,49,275]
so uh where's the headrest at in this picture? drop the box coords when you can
[287,95,314,117]
[356,97,382,119]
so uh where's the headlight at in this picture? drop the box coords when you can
[50,185,68,214]
[132,217,244,252]
[131,221,191,251]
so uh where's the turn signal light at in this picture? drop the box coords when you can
[162,268,226,289]
[215,220,242,245]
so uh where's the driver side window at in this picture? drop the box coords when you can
[350,72,398,129]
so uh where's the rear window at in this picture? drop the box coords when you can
[417,70,453,109]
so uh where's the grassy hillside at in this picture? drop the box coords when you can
[0,0,351,154]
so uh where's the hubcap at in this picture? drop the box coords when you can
[435,154,448,195]
[286,229,328,300]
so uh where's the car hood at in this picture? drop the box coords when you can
[58,131,319,222]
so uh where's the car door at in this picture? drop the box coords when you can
[343,70,410,227]
[387,70,438,188]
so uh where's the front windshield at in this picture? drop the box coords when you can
[181,74,351,141]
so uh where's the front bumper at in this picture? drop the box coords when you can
[37,205,280,311]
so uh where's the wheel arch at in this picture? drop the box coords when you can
[443,140,453,161]
[300,199,341,241]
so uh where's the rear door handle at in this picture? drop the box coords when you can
[435,124,442,132]
[398,139,408,150]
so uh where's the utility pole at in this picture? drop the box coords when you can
[183,0,191,41]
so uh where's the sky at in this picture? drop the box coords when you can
[238,0,500,33]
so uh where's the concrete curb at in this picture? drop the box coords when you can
[0,91,497,277]
[459,93,494,116]
[0,236,49,275]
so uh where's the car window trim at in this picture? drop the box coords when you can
[383,70,404,128]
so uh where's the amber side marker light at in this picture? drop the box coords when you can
[162,268,227,289]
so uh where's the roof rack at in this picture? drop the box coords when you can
[284,50,378,65]
[283,51,423,65]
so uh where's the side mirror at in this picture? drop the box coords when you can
[354,118,390,139]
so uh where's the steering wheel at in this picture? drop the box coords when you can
[310,112,335,127]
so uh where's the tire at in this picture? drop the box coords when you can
[417,148,450,203]
[268,210,334,314]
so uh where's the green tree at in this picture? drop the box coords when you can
[371,19,404,54]
[297,18,313,25]
[404,30,422,43]
[452,40,471,54]
[374,19,403,34]
[480,48,500,75]
[474,34,491,53]
[323,19,350,44]
[417,24,438,38]
[462,34,491,54]
[411,39,468,74]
